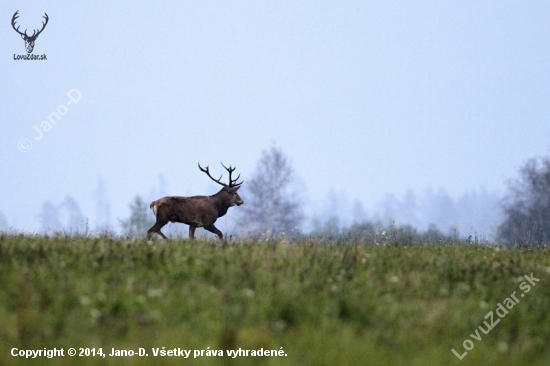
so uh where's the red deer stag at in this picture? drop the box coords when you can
[147,163,244,240]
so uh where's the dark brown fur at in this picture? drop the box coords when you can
[147,165,243,240]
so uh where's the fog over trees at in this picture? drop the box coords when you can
[93,178,112,233]
[308,188,500,241]
[29,179,502,240]
[60,196,87,234]
[12,146,550,244]
[38,196,86,235]
[373,188,501,239]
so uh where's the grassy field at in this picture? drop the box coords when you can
[0,235,549,365]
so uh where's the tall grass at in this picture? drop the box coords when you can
[0,235,549,365]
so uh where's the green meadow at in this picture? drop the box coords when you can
[1,235,549,365]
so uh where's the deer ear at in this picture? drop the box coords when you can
[230,186,241,192]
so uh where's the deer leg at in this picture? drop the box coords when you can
[204,224,223,240]
[147,219,168,240]
[189,225,197,239]
[156,230,168,240]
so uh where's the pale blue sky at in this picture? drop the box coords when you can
[1,1,549,234]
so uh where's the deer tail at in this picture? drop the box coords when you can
[150,201,158,216]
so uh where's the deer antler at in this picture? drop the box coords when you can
[220,162,243,187]
[198,163,226,186]
[198,163,244,187]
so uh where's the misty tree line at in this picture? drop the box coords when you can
[2,145,550,245]
[497,156,550,245]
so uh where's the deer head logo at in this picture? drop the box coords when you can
[12,11,49,54]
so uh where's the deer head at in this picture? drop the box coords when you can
[198,162,244,206]
[12,11,49,54]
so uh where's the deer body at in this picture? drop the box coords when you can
[147,164,243,240]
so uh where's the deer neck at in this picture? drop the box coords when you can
[211,190,231,217]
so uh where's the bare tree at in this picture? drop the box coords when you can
[239,145,304,236]
[498,156,550,245]
[147,163,244,240]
